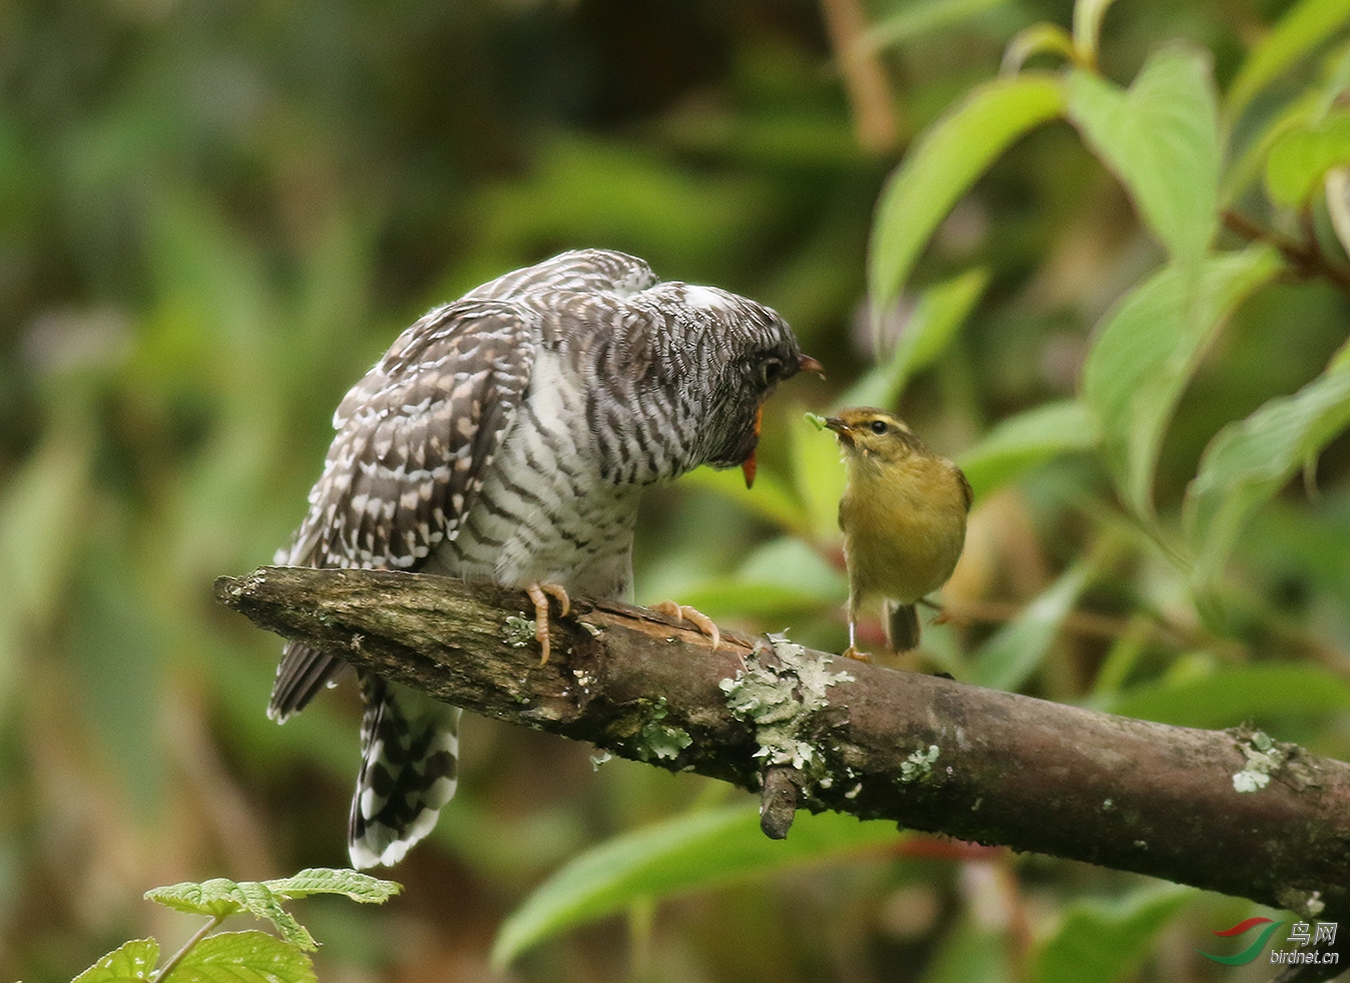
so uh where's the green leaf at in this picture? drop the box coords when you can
[145,871,399,953]
[1034,885,1193,983]
[957,401,1100,501]
[0,417,93,716]
[869,74,1066,315]
[147,879,252,920]
[668,538,847,621]
[1066,46,1221,265]
[1223,41,1350,205]
[791,407,849,542]
[1080,245,1284,518]
[680,464,811,538]
[920,918,1014,983]
[1220,90,1323,206]
[147,879,311,950]
[972,561,1094,691]
[73,939,160,983]
[1099,664,1350,727]
[491,805,903,969]
[1184,358,1350,587]
[1225,0,1350,123]
[263,867,402,905]
[1264,113,1350,206]
[163,931,315,983]
[840,268,989,409]
[1072,0,1120,68]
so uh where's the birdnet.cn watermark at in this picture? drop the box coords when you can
[1195,917,1339,967]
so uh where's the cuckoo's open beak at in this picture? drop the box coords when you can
[799,354,825,378]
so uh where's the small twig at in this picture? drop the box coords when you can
[759,766,801,839]
[154,914,224,980]
[818,0,899,153]
[1223,209,1350,293]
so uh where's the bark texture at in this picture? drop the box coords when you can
[217,565,1350,925]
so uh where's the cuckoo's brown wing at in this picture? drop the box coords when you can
[268,301,535,721]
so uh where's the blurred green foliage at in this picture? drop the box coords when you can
[3,0,1349,981]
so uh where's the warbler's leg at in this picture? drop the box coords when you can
[651,600,721,652]
[842,606,871,662]
[526,583,571,665]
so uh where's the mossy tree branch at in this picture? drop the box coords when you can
[217,565,1350,926]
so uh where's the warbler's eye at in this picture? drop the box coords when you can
[870,419,889,435]
[761,358,784,385]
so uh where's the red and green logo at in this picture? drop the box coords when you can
[1196,917,1285,965]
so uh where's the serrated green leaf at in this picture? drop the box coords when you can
[163,931,314,983]
[1225,0,1350,122]
[73,938,160,983]
[263,868,401,905]
[841,268,989,409]
[957,401,1099,500]
[233,881,315,951]
[146,879,250,920]
[1264,113,1350,206]
[972,561,1094,690]
[146,878,315,950]
[1080,245,1284,518]
[491,805,903,969]
[1066,47,1221,265]
[1098,664,1350,727]
[1034,885,1193,983]
[869,73,1065,316]
[1184,359,1350,588]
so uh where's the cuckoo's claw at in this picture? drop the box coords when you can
[526,583,571,665]
[841,646,872,662]
[651,600,721,651]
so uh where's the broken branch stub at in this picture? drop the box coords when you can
[216,565,1350,922]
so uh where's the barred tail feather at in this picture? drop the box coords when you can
[349,675,462,869]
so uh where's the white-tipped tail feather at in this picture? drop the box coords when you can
[348,677,461,869]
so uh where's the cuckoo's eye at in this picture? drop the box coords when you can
[760,357,785,386]
[870,419,889,435]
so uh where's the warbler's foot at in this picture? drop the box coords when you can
[842,646,873,662]
[651,600,721,651]
[526,583,571,665]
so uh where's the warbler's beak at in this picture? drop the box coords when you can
[823,416,854,447]
[741,406,763,488]
[799,354,825,378]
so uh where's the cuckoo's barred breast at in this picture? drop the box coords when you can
[269,248,812,867]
